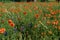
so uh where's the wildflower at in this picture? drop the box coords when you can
[52,20,58,25]
[8,19,15,27]
[24,6,29,9]
[14,10,18,14]
[29,9,32,13]
[48,3,53,7]
[55,20,58,25]
[48,14,51,18]
[52,21,56,25]
[23,11,27,15]
[16,7,21,12]
[0,28,6,34]
[34,6,38,10]
[47,7,53,12]
[9,8,20,13]
[35,14,39,19]
[51,11,56,15]
[8,19,13,23]
[1,8,8,13]
[44,14,48,17]
[9,8,15,13]
[9,23,15,27]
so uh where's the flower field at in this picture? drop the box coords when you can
[0,2,60,40]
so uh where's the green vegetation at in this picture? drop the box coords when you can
[0,2,59,40]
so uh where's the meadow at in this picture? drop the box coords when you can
[0,2,60,40]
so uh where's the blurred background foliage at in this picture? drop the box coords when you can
[0,0,59,2]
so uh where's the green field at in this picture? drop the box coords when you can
[0,2,60,40]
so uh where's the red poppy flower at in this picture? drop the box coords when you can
[0,28,6,34]
[23,11,27,15]
[51,11,56,15]
[9,23,15,27]
[52,20,58,25]
[35,14,39,19]
[8,19,13,23]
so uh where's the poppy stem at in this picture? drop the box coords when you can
[39,21,48,29]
